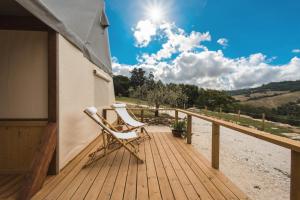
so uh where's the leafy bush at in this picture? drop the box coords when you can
[172,120,187,131]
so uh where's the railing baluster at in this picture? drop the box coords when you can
[141,109,144,122]
[262,113,265,131]
[291,150,300,200]
[187,114,192,144]
[212,123,220,169]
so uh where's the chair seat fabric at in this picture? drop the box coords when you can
[112,104,145,127]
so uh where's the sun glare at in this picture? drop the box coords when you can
[143,0,170,23]
[148,6,163,22]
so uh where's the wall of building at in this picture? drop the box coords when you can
[0,30,48,173]
[0,30,48,119]
[58,35,115,169]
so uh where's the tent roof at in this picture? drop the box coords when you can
[1,0,112,75]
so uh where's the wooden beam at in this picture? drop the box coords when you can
[19,123,57,200]
[47,31,59,175]
[187,115,192,144]
[48,31,58,123]
[291,150,300,200]
[0,16,49,31]
[212,123,220,169]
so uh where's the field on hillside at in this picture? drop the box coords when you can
[235,91,300,108]
[233,91,288,102]
[194,109,299,135]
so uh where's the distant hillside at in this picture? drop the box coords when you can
[240,91,300,109]
[229,80,300,96]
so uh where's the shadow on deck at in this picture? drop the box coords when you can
[30,128,248,200]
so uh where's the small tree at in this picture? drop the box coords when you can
[147,81,167,117]
[166,85,188,108]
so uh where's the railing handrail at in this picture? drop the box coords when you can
[176,109,300,152]
[104,106,300,152]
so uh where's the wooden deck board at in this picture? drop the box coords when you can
[153,133,201,200]
[27,131,248,200]
[152,133,188,200]
[157,133,212,200]
[110,149,131,200]
[136,142,149,200]
[149,134,174,200]
[166,133,248,200]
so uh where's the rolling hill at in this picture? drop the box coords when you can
[229,80,300,96]
[229,80,300,108]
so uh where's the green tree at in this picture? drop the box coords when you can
[130,68,146,89]
[180,84,199,107]
[113,75,130,97]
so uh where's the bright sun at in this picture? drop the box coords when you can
[143,0,170,23]
[148,6,164,22]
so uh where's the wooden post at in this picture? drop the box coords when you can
[187,115,192,144]
[262,113,265,131]
[238,110,241,122]
[205,106,208,115]
[291,150,300,200]
[175,110,178,124]
[212,123,220,170]
[141,109,144,123]
[103,109,107,125]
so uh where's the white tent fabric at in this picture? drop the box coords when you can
[112,104,145,127]
[15,0,112,75]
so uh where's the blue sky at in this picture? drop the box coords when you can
[106,0,300,89]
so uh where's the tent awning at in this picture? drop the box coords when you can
[15,0,112,75]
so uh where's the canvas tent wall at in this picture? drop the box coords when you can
[57,34,115,169]
[16,0,112,75]
[0,0,116,173]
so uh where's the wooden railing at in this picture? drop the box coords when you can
[104,107,300,200]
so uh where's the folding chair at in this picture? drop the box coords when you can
[112,103,151,140]
[83,107,143,167]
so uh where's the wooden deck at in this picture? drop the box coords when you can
[0,175,24,199]
[30,131,248,200]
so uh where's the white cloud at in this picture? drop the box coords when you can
[113,52,300,90]
[133,20,157,47]
[292,49,300,53]
[114,20,300,90]
[134,21,211,62]
[217,38,228,48]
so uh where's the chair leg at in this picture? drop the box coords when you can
[83,145,122,168]
[141,127,151,140]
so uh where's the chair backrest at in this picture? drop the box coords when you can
[84,107,114,135]
[112,104,143,127]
